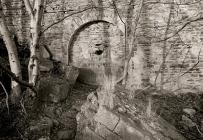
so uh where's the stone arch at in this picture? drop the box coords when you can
[67,20,112,65]
[67,20,124,85]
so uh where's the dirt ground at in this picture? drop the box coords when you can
[0,81,98,140]
[153,93,203,140]
[133,90,203,140]
[0,82,202,140]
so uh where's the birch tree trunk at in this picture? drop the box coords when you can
[23,0,44,86]
[115,0,144,85]
[0,1,22,102]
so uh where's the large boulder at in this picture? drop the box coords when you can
[75,85,186,140]
[38,77,71,103]
[76,105,155,140]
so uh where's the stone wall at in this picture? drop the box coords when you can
[2,0,29,44]
[3,0,203,92]
[68,21,124,85]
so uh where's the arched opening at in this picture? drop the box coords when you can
[68,20,124,85]
[68,20,111,85]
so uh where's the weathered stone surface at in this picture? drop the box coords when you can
[86,92,99,111]
[81,102,97,119]
[65,65,79,86]
[38,77,71,103]
[117,107,127,113]
[95,123,122,140]
[76,91,99,126]
[183,108,196,117]
[57,130,75,140]
[114,116,155,140]
[150,115,186,140]
[181,115,196,128]
[69,22,124,86]
[77,105,156,140]
[4,0,203,92]
[76,87,186,140]
[75,126,104,140]
[94,106,119,131]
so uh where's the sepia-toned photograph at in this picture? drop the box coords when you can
[0,0,203,139]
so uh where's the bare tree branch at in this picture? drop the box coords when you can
[43,44,53,60]
[157,16,203,42]
[195,124,203,137]
[116,0,144,84]
[179,47,202,77]
[158,46,202,86]
[0,0,22,101]
[160,1,173,89]
[23,0,34,17]
[109,0,127,84]
[0,62,37,93]
[0,81,9,114]
[154,43,174,85]
[40,6,98,36]
[110,0,127,58]
[39,4,113,37]
[67,20,111,64]
[177,33,192,73]
[144,0,201,5]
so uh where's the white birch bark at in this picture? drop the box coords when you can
[0,1,22,102]
[23,0,44,86]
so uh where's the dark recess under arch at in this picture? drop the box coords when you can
[67,20,112,65]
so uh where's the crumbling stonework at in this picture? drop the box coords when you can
[2,0,203,92]
[43,0,203,92]
[75,85,186,140]
[68,21,124,85]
